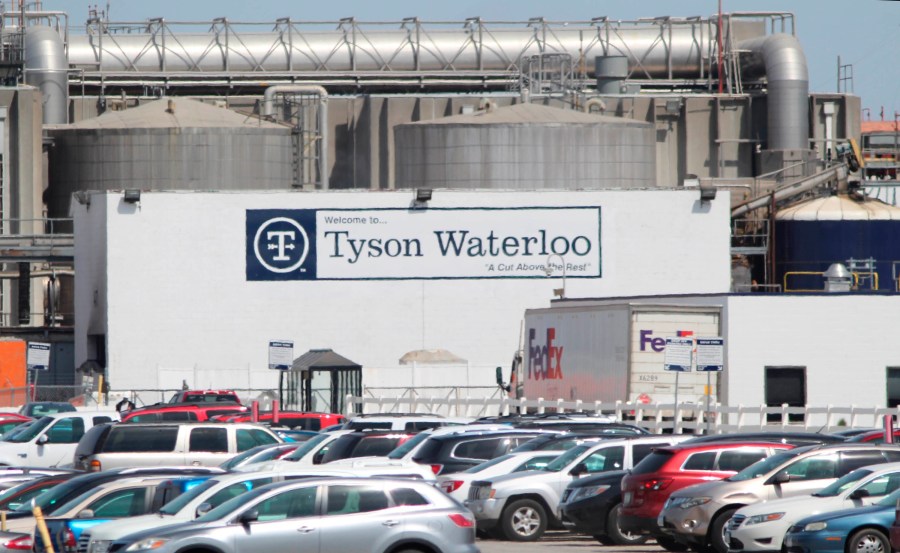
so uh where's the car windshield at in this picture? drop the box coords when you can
[158,478,219,515]
[813,469,871,497]
[281,433,331,461]
[195,486,270,522]
[3,416,53,443]
[464,454,514,474]
[0,479,52,509]
[726,450,799,482]
[18,479,86,514]
[543,444,591,472]
[388,432,429,459]
[220,448,263,470]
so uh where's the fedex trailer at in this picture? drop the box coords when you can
[521,304,722,407]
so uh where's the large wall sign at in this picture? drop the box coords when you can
[246,207,601,281]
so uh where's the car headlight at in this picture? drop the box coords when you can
[125,538,171,551]
[744,512,785,525]
[674,497,712,509]
[571,485,611,500]
[803,521,827,532]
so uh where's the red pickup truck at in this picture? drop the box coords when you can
[167,389,242,404]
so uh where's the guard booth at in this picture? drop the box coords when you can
[286,349,362,414]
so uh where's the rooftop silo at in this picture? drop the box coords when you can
[46,97,293,220]
[774,194,900,292]
[394,103,656,190]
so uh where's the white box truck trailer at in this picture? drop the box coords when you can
[521,304,722,408]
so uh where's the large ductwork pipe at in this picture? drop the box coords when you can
[263,85,329,189]
[737,33,809,151]
[25,26,68,125]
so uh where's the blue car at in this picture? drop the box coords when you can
[783,488,900,553]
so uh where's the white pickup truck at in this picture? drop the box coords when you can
[465,435,687,541]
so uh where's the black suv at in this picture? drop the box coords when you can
[410,429,547,475]
[318,430,418,463]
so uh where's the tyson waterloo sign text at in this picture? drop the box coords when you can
[246,207,601,281]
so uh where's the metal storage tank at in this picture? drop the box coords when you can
[394,103,656,190]
[46,98,293,220]
[774,194,900,292]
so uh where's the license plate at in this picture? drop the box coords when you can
[624,491,633,505]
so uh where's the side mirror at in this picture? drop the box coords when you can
[312,451,326,465]
[37,435,48,445]
[768,471,791,485]
[195,502,213,517]
[239,509,259,524]
[569,463,588,477]
[849,489,871,500]
[76,509,95,519]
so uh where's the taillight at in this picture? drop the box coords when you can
[89,459,102,472]
[642,478,672,491]
[448,513,475,528]
[63,529,76,553]
[440,480,463,493]
[430,464,443,475]
[3,535,32,551]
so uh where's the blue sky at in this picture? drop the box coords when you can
[45,0,900,120]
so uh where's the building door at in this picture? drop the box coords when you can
[765,366,806,423]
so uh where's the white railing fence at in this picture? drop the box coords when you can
[345,391,899,434]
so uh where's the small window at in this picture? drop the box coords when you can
[786,454,838,481]
[326,485,389,515]
[390,488,429,506]
[683,451,717,471]
[207,478,274,509]
[632,444,661,465]
[717,450,768,472]
[161,412,196,422]
[351,437,401,458]
[45,417,85,444]
[235,429,277,452]
[189,428,228,453]
[840,451,892,474]
[88,488,148,517]
[405,421,444,431]
[453,438,502,460]
[254,486,317,521]
[887,368,900,408]
[582,446,624,473]
[859,473,900,497]
[765,366,806,423]
[105,426,179,452]
[127,414,160,423]
[92,416,113,425]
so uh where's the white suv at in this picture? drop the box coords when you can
[465,435,688,541]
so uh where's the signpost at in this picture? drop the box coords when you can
[696,337,725,433]
[26,342,51,403]
[664,337,694,417]
[269,340,294,405]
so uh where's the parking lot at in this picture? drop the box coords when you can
[477,531,665,553]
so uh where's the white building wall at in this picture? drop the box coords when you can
[72,189,731,391]
[724,295,900,408]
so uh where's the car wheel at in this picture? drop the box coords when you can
[847,528,889,553]
[709,508,737,553]
[657,535,691,552]
[500,499,548,542]
[606,503,649,546]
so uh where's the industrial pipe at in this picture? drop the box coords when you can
[24,26,68,124]
[731,163,848,218]
[262,85,329,189]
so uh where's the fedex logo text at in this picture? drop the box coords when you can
[640,330,694,352]
[528,328,564,380]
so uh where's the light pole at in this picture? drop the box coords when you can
[545,254,566,298]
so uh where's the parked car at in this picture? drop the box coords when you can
[106,477,478,553]
[73,422,281,471]
[466,435,689,541]
[619,441,794,545]
[0,474,75,511]
[0,531,30,553]
[33,474,214,553]
[79,465,441,553]
[726,462,900,553]
[681,432,846,447]
[240,430,354,470]
[658,444,900,553]
[846,429,900,443]
[558,470,642,545]
[0,466,77,492]
[167,389,242,404]
[511,432,617,452]
[0,414,31,439]
[784,487,900,553]
[318,430,417,464]
[437,450,563,502]
[0,411,117,467]
[400,429,550,475]
[121,402,247,423]
[342,413,471,431]
[212,411,345,431]
[218,443,299,471]
[17,402,75,418]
